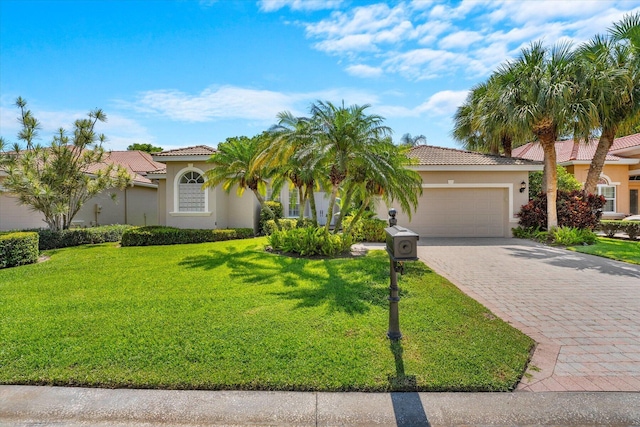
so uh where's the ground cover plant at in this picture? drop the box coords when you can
[568,237,640,265]
[0,238,533,391]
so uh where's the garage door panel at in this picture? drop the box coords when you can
[407,188,506,237]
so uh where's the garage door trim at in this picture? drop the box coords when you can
[421,182,517,222]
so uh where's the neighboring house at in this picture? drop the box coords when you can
[153,144,542,238]
[513,133,640,218]
[375,145,542,237]
[0,150,163,231]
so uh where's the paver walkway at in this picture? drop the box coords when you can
[384,238,640,392]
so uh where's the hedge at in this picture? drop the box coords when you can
[259,201,283,235]
[518,190,605,230]
[0,232,39,269]
[598,220,640,240]
[121,226,255,246]
[28,225,134,250]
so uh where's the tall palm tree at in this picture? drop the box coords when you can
[204,135,279,227]
[263,111,322,225]
[453,77,526,157]
[578,31,638,194]
[344,140,422,233]
[307,100,392,232]
[498,41,599,229]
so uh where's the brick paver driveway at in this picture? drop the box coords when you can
[416,238,640,392]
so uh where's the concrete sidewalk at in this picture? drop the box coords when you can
[2,385,640,426]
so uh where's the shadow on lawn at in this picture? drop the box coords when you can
[389,341,431,426]
[179,247,388,314]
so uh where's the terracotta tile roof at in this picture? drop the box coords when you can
[611,133,640,151]
[513,138,632,162]
[408,145,541,166]
[154,145,217,156]
[2,147,160,186]
[106,150,166,174]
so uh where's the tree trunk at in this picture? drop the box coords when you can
[345,195,371,235]
[324,184,340,232]
[305,184,318,227]
[501,134,512,158]
[583,127,616,195]
[333,182,356,233]
[252,189,280,230]
[540,136,559,230]
[298,186,305,221]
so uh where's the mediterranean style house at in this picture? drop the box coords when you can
[513,132,640,218]
[152,145,542,238]
[0,150,164,231]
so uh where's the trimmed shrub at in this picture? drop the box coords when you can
[121,226,254,247]
[599,220,640,240]
[0,232,39,269]
[268,226,353,257]
[518,190,606,230]
[32,225,133,250]
[342,215,386,242]
[259,201,283,234]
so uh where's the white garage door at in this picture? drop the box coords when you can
[406,188,507,237]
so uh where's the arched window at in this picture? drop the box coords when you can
[597,175,616,213]
[178,170,205,212]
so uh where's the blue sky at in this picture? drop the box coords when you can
[1,0,639,152]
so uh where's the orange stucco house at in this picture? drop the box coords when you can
[513,133,640,218]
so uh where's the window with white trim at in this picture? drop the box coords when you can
[178,171,205,212]
[597,177,616,213]
[288,189,299,217]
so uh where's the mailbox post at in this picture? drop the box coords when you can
[384,209,419,340]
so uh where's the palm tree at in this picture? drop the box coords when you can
[497,41,599,229]
[578,31,639,195]
[399,133,426,147]
[307,100,392,232]
[344,140,422,233]
[453,77,527,157]
[204,135,279,227]
[263,111,322,225]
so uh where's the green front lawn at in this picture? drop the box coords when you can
[0,238,533,391]
[568,237,640,265]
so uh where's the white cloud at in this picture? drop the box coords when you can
[118,85,381,124]
[297,0,640,82]
[345,64,384,78]
[259,0,343,12]
[438,30,484,49]
[416,90,468,116]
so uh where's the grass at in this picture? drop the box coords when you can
[0,238,533,391]
[568,237,640,265]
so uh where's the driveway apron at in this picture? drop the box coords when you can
[413,238,640,392]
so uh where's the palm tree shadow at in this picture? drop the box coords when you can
[179,246,388,314]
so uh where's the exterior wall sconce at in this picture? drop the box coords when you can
[520,181,527,193]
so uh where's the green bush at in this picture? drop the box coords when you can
[624,222,640,240]
[599,220,640,240]
[263,218,314,235]
[513,226,596,246]
[551,227,597,246]
[0,232,39,269]
[121,226,254,247]
[31,225,133,250]
[342,216,386,242]
[528,166,581,199]
[512,226,549,242]
[259,201,283,234]
[268,227,353,257]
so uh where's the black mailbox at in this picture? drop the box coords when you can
[385,225,419,261]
